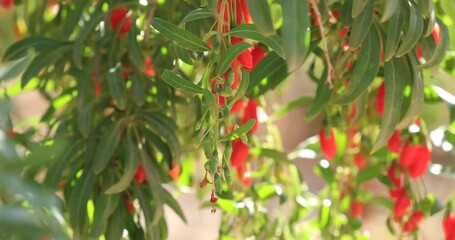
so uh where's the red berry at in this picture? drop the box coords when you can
[376,81,385,116]
[318,128,337,160]
[350,200,363,217]
[134,164,147,184]
[444,214,455,240]
[230,139,249,167]
[110,7,132,34]
[387,130,402,153]
[403,211,423,232]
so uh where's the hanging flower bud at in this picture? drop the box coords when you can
[432,23,440,44]
[403,211,423,233]
[231,37,253,70]
[318,128,337,160]
[230,139,249,167]
[399,144,419,167]
[354,154,366,169]
[408,145,431,179]
[134,164,147,184]
[443,213,455,240]
[169,163,181,180]
[350,200,363,217]
[242,99,259,134]
[387,130,402,153]
[376,81,385,116]
[110,7,132,34]
[235,0,251,25]
[387,163,402,189]
[393,189,411,220]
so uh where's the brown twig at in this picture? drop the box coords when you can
[310,0,334,89]
[144,0,158,47]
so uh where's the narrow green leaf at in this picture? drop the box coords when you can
[349,0,373,50]
[152,17,210,51]
[341,0,353,27]
[179,8,212,25]
[90,193,119,239]
[305,70,330,120]
[336,25,381,104]
[417,0,431,16]
[106,67,127,110]
[104,205,126,240]
[73,11,104,69]
[397,54,424,129]
[21,45,71,88]
[0,55,31,82]
[105,133,140,194]
[139,149,164,225]
[247,51,287,95]
[352,0,368,18]
[395,3,424,57]
[173,44,194,65]
[217,42,251,76]
[247,0,275,36]
[3,36,60,61]
[357,164,382,183]
[227,24,285,59]
[162,189,187,223]
[384,1,403,61]
[77,101,93,136]
[127,25,145,71]
[161,70,203,94]
[269,96,313,122]
[228,69,249,108]
[93,120,124,174]
[223,119,256,141]
[380,0,399,22]
[202,89,218,121]
[419,18,450,69]
[281,0,310,71]
[371,58,405,153]
[131,74,146,107]
[68,170,95,237]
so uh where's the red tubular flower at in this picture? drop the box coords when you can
[216,0,230,33]
[110,7,132,34]
[387,130,402,153]
[230,139,249,167]
[444,214,455,240]
[387,163,402,189]
[236,164,252,187]
[408,145,431,179]
[230,98,245,113]
[242,99,259,134]
[318,128,337,160]
[354,154,366,169]
[231,37,253,70]
[125,198,134,213]
[144,57,156,77]
[1,0,13,9]
[433,23,440,44]
[249,45,267,71]
[350,200,363,217]
[169,164,181,180]
[416,46,423,59]
[376,81,385,116]
[235,0,251,25]
[134,164,147,184]
[339,27,349,38]
[393,189,411,220]
[399,144,419,167]
[403,211,424,233]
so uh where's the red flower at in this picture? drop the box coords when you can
[399,144,419,167]
[318,128,337,160]
[230,139,249,167]
[110,7,132,34]
[145,57,156,77]
[235,0,251,25]
[354,154,366,169]
[403,211,423,232]
[444,214,455,240]
[408,145,431,179]
[249,45,267,71]
[339,27,349,38]
[231,37,253,70]
[7,129,16,138]
[387,130,402,153]
[134,164,147,184]
[433,23,440,44]
[169,164,181,180]
[125,198,134,213]
[236,164,252,187]
[387,163,402,189]
[393,189,411,220]
[416,46,423,59]
[231,98,245,113]
[242,99,259,134]
[350,200,363,217]
[376,81,385,116]
[1,0,13,9]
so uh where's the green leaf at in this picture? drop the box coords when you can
[106,67,127,110]
[90,193,119,239]
[281,0,310,71]
[77,101,93,137]
[3,36,61,61]
[68,170,95,237]
[352,0,368,18]
[104,205,126,240]
[371,58,405,153]
[227,24,285,59]
[222,119,256,141]
[419,18,450,69]
[417,0,431,16]
[395,3,424,57]
[161,70,203,94]
[105,133,140,194]
[139,149,164,225]
[349,0,373,50]
[131,74,146,107]
[179,8,213,25]
[305,70,330,120]
[127,25,145,71]
[247,51,288,96]
[228,69,250,108]
[73,11,104,69]
[336,25,381,104]
[93,120,124,174]
[380,0,399,22]
[269,96,313,122]
[357,164,382,183]
[0,55,31,82]
[162,189,187,223]
[247,0,275,36]
[217,42,251,76]
[202,89,218,121]
[341,0,353,27]
[21,44,71,88]
[384,1,403,62]
[173,44,194,65]
[152,17,210,52]
[397,54,424,129]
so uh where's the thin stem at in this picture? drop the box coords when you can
[309,0,334,89]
